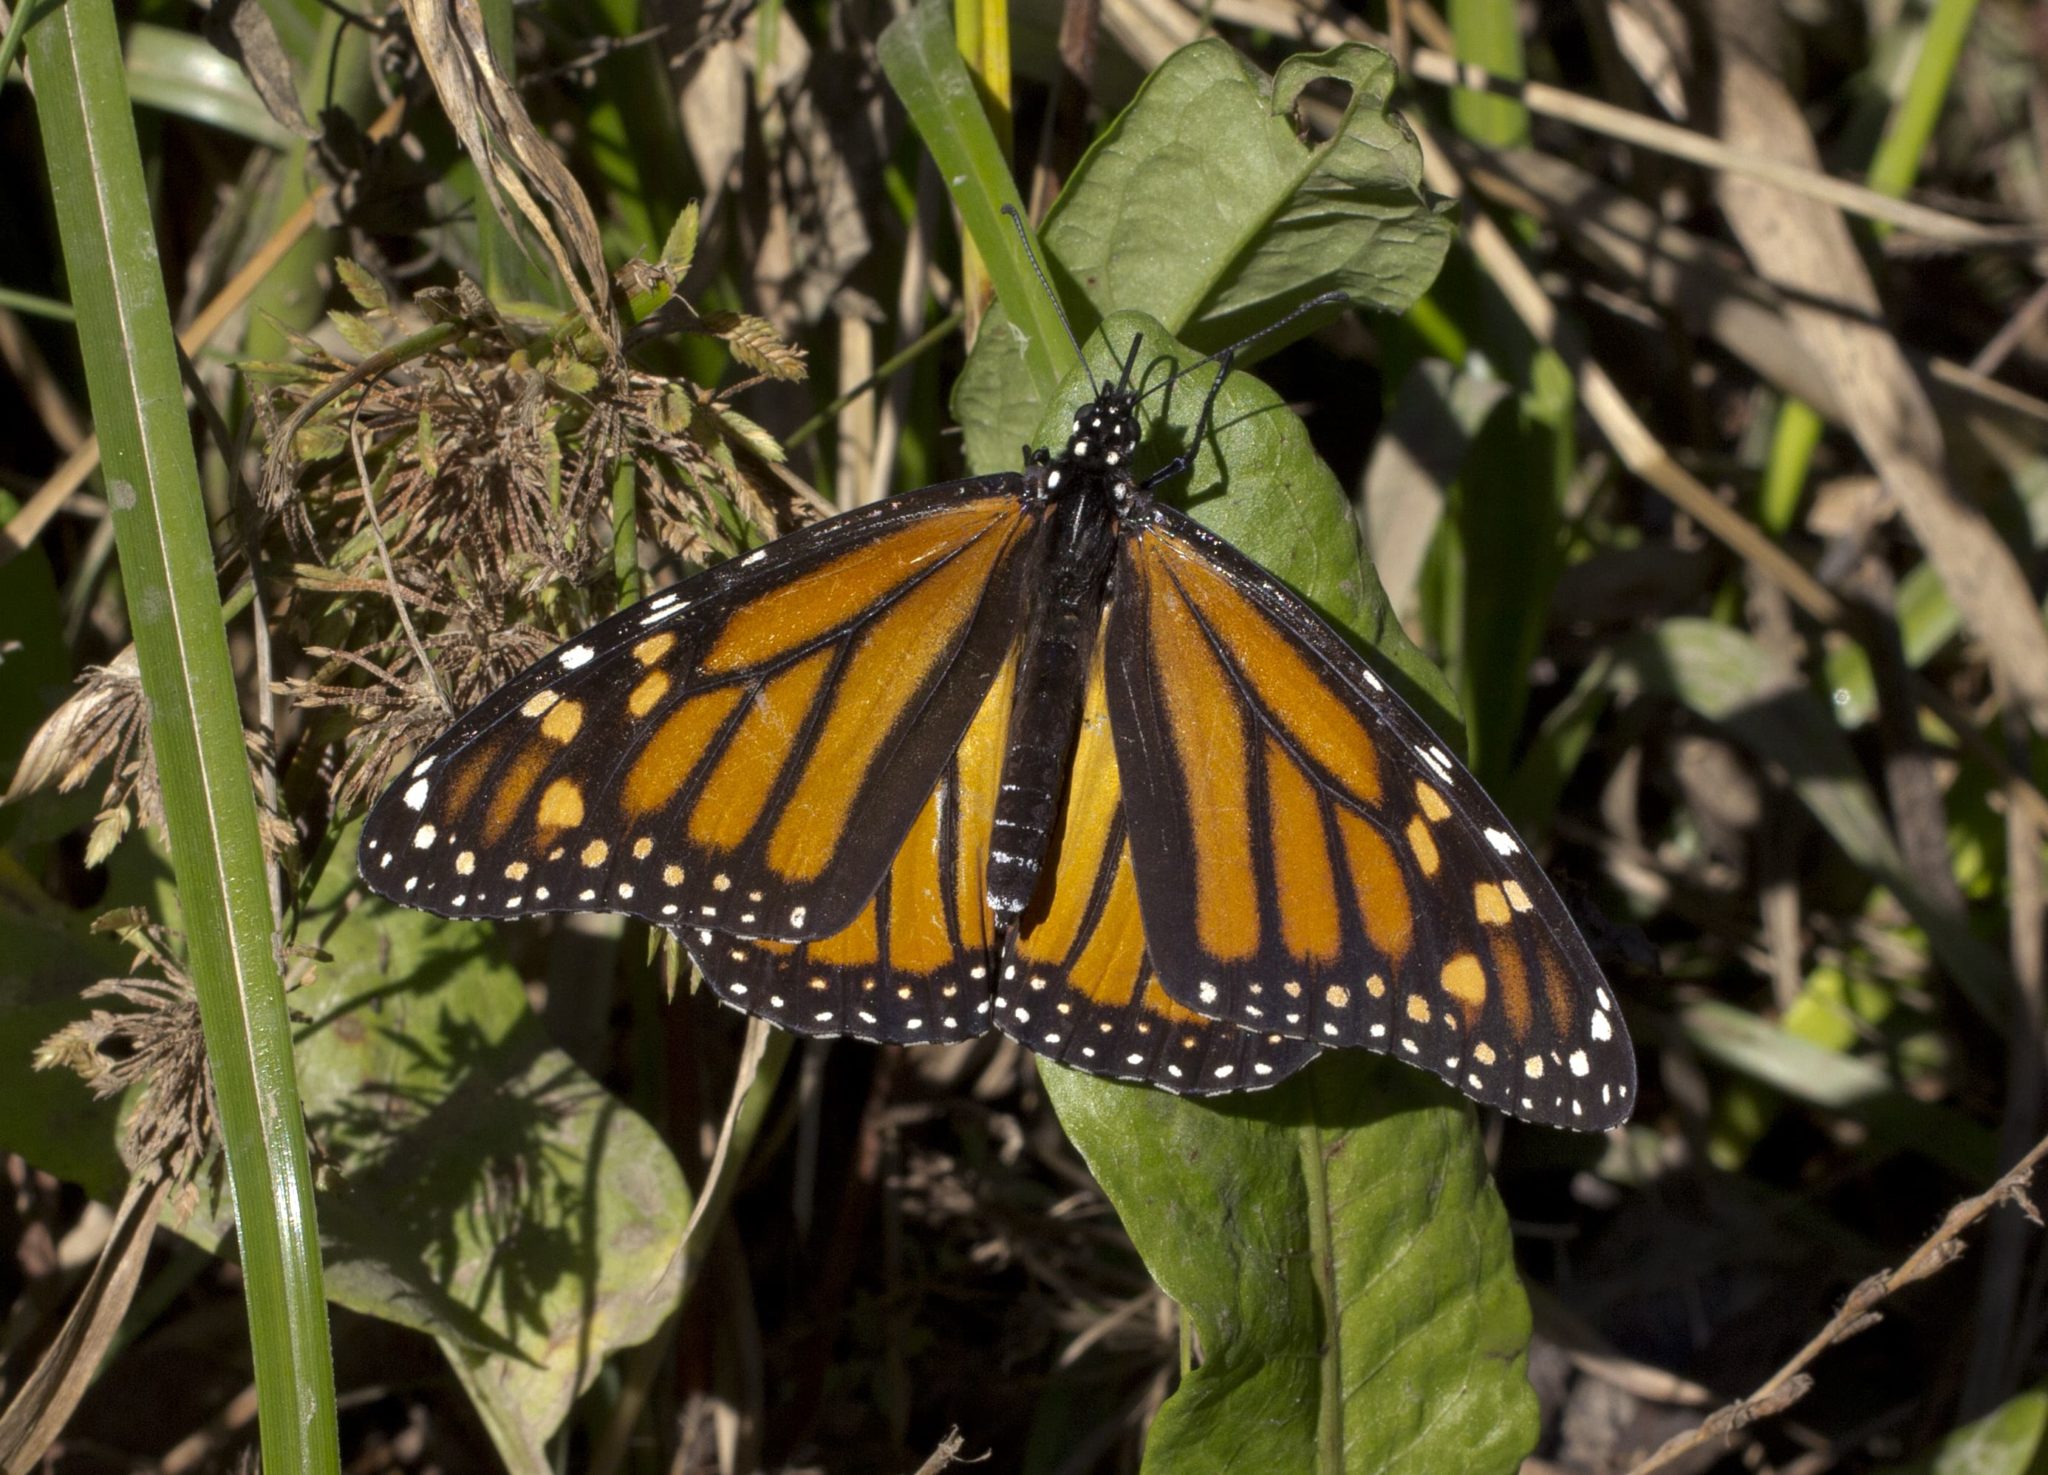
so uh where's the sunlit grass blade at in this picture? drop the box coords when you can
[23,2,340,1470]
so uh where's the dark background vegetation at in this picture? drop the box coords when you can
[3,0,2048,1471]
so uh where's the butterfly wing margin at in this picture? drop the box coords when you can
[1106,504,1633,1128]
[999,615,1320,1094]
[360,477,1047,941]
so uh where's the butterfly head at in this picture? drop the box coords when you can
[1058,391,1141,480]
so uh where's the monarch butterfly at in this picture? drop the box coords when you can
[360,292,1635,1131]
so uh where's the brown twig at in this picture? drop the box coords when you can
[1623,1130,2048,1474]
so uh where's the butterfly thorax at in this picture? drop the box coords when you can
[985,392,1138,917]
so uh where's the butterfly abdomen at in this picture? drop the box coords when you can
[986,476,1119,917]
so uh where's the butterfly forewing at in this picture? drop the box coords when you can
[1107,504,1634,1129]
[680,649,1019,1043]
[996,618,1321,1093]
[360,480,1045,940]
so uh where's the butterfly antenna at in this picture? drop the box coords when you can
[1001,203,1097,395]
[1135,289,1350,408]
[1139,348,1234,491]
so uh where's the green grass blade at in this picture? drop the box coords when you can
[22,3,340,1470]
[878,0,1075,398]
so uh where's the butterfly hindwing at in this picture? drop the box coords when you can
[996,617,1321,1093]
[360,479,1047,940]
[682,651,1018,1044]
[1106,503,1633,1129]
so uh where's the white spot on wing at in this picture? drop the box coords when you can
[559,645,595,670]
[404,779,431,811]
[1484,828,1519,856]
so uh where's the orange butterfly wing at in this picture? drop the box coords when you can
[1106,505,1633,1128]
[997,615,1320,1092]
[361,481,1046,941]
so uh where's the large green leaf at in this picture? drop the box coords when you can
[4,838,692,1475]
[290,837,690,1474]
[949,38,1453,473]
[1032,320,1535,1473]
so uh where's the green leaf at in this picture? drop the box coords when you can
[291,835,692,1473]
[335,258,388,314]
[952,38,1453,473]
[0,885,132,1205]
[1032,318,1530,1472]
[123,21,301,148]
[1046,1064,1534,1475]
[1446,0,1530,147]
[1677,1001,1994,1179]
[1878,1378,2048,1475]
[661,199,700,277]
[1447,353,1572,787]
[7,834,690,1474]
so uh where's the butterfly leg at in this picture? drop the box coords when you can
[1139,348,1235,492]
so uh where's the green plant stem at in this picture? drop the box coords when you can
[23,3,339,1471]
[786,308,965,449]
[1867,0,1981,213]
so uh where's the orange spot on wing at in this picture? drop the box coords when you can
[1415,780,1450,822]
[809,896,880,967]
[444,738,501,816]
[689,648,833,851]
[627,670,670,718]
[766,522,1011,882]
[1440,953,1488,1025]
[886,788,954,974]
[701,501,1020,675]
[1264,738,1342,963]
[540,700,583,744]
[1335,811,1413,964]
[1539,942,1576,1037]
[1065,846,1146,1008]
[483,745,549,843]
[1405,815,1440,876]
[1474,882,1511,926]
[1143,533,1381,804]
[624,687,744,817]
[1141,977,1206,1025]
[1141,552,1257,962]
[1491,934,1533,1041]
[634,632,676,665]
[536,778,584,832]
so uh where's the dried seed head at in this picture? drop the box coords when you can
[36,913,217,1185]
